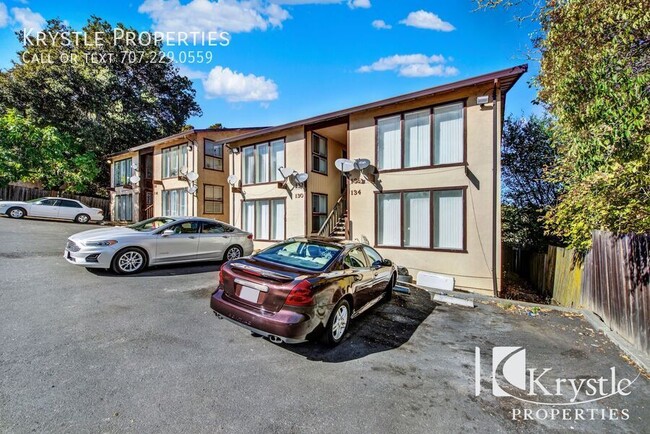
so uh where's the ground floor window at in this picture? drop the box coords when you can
[162,188,187,216]
[311,193,328,233]
[242,198,285,241]
[204,184,223,214]
[114,194,133,221]
[376,188,465,251]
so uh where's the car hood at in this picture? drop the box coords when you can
[0,201,27,207]
[69,226,149,243]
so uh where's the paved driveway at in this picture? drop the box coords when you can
[0,217,647,433]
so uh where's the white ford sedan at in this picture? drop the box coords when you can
[0,197,104,223]
[65,216,254,274]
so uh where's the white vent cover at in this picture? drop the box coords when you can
[416,271,455,291]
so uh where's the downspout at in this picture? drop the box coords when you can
[492,79,499,297]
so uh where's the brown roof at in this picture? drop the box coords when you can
[221,64,528,145]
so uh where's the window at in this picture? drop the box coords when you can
[404,110,431,168]
[204,139,223,171]
[434,103,464,165]
[202,222,225,234]
[162,144,188,178]
[113,158,132,187]
[376,188,465,251]
[376,102,464,170]
[343,248,369,269]
[242,139,285,185]
[162,188,187,216]
[114,194,133,221]
[168,221,199,234]
[433,190,464,249]
[204,185,223,214]
[377,193,400,246]
[312,133,328,174]
[311,193,328,233]
[363,246,383,266]
[59,199,82,208]
[377,116,401,170]
[241,198,285,241]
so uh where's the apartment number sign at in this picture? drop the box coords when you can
[350,190,362,196]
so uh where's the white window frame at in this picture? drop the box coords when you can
[241,198,285,241]
[114,194,133,221]
[242,139,285,185]
[113,158,132,187]
[162,188,187,216]
[162,144,188,179]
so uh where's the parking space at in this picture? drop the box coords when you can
[0,217,648,433]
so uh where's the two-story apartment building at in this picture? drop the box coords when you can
[218,65,527,295]
[108,127,262,223]
[108,64,526,295]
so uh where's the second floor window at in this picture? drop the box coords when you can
[242,139,285,185]
[113,158,132,187]
[204,139,223,171]
[312,133,328,174]
[162,144,188,178]
[377,102,464,170]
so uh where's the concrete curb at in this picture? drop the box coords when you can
[405,282,650,374]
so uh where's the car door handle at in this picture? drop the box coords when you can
[353,274,362,282]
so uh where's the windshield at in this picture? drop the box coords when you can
[255,240,342,271]
[128,217,177,232]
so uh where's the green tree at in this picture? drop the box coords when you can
[0,109,100,192]
[0,16,201,192]
[502,114,560,251]
[478,0,650,251]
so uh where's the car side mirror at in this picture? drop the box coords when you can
[382,259,393,267]
[371,260,383,269]
[161,229,174,237]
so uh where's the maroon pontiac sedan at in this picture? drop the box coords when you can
[211,237,397,346]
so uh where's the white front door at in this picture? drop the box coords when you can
[29,199,60,218]
[197,222,232,260]
[155,221,200,263]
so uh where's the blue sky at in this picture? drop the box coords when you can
[0,0,541,128]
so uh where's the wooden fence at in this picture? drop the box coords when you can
[582,231,649,356]
[506,231,649,356]
[0,185,110,219]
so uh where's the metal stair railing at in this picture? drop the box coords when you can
[317,193,347,237]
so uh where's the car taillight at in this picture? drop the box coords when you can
[218,267,224,285]
[247,234,253,240]
[285,280,314,306]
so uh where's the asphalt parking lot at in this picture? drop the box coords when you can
[0,217,648,433]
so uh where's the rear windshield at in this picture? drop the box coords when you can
[255,241,342,271]
[128,217,177,232]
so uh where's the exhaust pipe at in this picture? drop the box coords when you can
[214,312,223,319]
[268,335,283,344]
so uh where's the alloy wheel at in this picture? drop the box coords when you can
[331,304,349,341]
[226,247,242,260]
[9,208,24,218]
[118,251,143,273]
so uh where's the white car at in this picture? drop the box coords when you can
[0,197,104,223]
[65,216,255,274]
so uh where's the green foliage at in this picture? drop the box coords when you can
[0,16,201,192]
[0,110,100,192]
[479,0,650,251]
[502,115,561,251]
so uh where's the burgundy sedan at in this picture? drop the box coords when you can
[211,237,397,345]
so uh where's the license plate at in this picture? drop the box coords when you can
[239,286,260,304]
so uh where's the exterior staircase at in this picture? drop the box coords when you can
[317,193,348,239]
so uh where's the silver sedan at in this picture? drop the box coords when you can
[64,217,254,274]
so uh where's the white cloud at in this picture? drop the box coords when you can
[371,19,390,30]
[271,0,341,4]
[0,3,9,28]
[347,0,370,8]
[138,0,292,34]
[399,10,455,32]
[357,54,458,78]
[177,65,208,80]
[11,7,46,32]
[202,66,279,102]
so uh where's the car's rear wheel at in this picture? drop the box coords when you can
[325,299,350,346]
[112,248,146,274]
[74,214,90,224]
[7,207,26,219]
[224,245,243,261]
